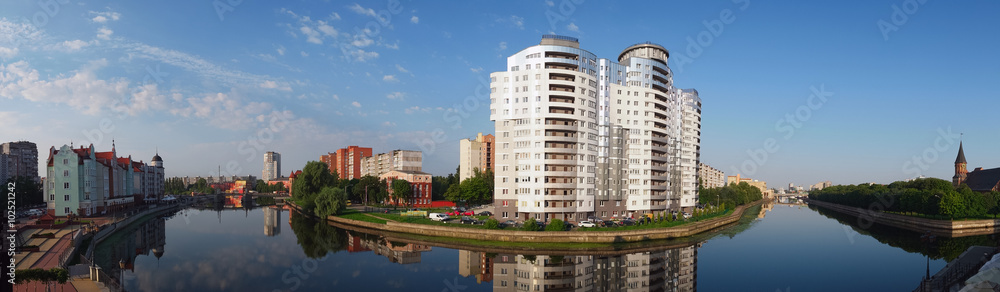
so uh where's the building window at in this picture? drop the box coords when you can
[50,195,54,201]
[64,195,69,201]
[64,182,70,189]
[64,207,70,214]
[63,170,69,177]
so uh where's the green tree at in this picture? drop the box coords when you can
[354,175,383,205]
[459,169,492,205]
[292,161,337,212]
[545,219,565,231]
[391,179,413,208]
[314,187,348,218]
[522,218,540,231]
[987,192,1000,218]
[938,190,965,219]
[484,218,500,229]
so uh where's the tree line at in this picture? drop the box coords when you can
[291,161,423,218]
[698,181,765,209]
[808,178,1000,219]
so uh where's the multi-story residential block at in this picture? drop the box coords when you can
[362,150,422,178]
[491,35,701,222]
[2,141,40,182]
[459,133,496,181]
[0,152,10,183]
[321,146,373,179]
[698,162,726,189]
[263,151,281,181]
[44,143,164,217]
[727,174,772,198]
[380,169,432,208]
[809,181,833,191]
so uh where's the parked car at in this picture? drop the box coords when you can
[500,220,518,228]
[683,212,692,219]
[460,216,479,224]
[478,211,493,216]
[429,213,450,221]
[579,221,596,228]
[621,219,637,226]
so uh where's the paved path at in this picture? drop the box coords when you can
[364,213,396,222]
[30,232,73,269]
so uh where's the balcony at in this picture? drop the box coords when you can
[545,62,579,71]
[549,84,576,93]
[548,73,576,82]
[549,95,575,104]
[545,51,579,61]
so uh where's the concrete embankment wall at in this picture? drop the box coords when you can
[807,200,1000,237]
[291,201,761,243]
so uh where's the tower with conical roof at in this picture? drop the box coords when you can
[953,141,968,187]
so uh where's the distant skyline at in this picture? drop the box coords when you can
[2,1,998,188]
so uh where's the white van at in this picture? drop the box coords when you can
[429,213,450,221]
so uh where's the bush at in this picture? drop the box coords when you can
[545,219,565,231]
[484,218,500,229]
[522,218,540,231]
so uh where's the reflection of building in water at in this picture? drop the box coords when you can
[492,244,699,291]
[103,217,167,277]
[758,201,774,219]
[264,206,282,236]
[351,235,431,264]
[459,250,494,284]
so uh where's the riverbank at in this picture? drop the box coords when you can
[807,200,1000,237]
[288,200,763,244]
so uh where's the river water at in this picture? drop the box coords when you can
[92,201,999,291]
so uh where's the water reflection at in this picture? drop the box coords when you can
[810,204,1000,261]
[93,214,168,284]
[264,206,281,237]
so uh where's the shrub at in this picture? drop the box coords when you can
[484,218,500,230]
[545,219,565,231]
[522,218,540,231]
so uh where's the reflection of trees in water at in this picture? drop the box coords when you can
[289,211,348,259]
[810,205,998,261]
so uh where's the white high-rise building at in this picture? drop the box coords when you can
[263,151,281,181]
[492,35,701,222]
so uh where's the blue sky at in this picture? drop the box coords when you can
[1,0,998,188]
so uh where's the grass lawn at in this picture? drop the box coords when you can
[371,213,498,230]
[336,210,388,224]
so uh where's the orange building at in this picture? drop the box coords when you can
[320,146,372,179]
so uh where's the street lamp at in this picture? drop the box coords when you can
[118,258,125,287]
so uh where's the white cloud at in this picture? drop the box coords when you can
[258,80,291,91]
[332,94,340,101]
[383,42,399,50]
[115,41,279,88]
[545,0,555,6]
[567,22,579,32]
[351,101,361,107]
[0,46,18,59]
[282,9,340,45]
[382,75,398,82]
[382,121,396,127]
[347,49,379,62]
[51,40,91,52]
[410,16,419,24]
[348,4,376,17]
[404,106,436,114]
[469,67,483,73]
[89,9,122,23]
[386,92,404,100]
[498,15,524,30]
[276,45,286,56]
[498,41,507,51]
[97,27,114,40]
[395,64,409,73]
[300,51,309,57]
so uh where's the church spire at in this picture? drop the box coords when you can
[954,137,969,188]
[956,138,967,164]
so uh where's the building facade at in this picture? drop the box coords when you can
[2,141,40,182]
[380,170,432,208]
[954,141,1000,192]
[44,144,164,217]
[362,150,422,178]
[491,35,701,222]
[321,146,373,179]
[0,152,9,183]
[263,151,281,181]
[698,162,726,189]
[459,133,496,181]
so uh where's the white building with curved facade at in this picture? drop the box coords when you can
[492,35,701,222]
